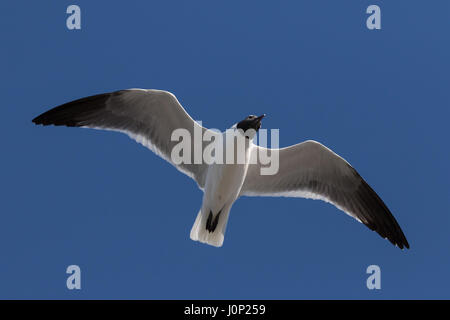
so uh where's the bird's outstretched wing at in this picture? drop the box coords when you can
[241,140,409,249]
[32,89,212,189]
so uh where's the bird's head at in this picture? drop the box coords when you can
[236,114,266,139]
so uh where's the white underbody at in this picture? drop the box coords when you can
[190,134,253,247]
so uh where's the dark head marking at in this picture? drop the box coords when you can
[236,114,266,135]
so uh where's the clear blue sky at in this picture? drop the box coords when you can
[1,1,449,299]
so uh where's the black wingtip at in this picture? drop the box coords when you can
[31,91,115,128]
[401,240,410,250]
[349,166,410,251]
[32,114,44,125]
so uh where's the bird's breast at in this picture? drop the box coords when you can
[202,149,252,213]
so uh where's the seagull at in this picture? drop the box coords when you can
[32,89,409,249]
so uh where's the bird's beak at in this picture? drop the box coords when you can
[253,114,265,130]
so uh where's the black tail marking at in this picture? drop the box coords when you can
[205,209,222,233]
[206,210,213,232]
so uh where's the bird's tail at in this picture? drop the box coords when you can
[190,207,231,247]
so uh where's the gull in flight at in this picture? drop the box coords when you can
[32,89,409,249]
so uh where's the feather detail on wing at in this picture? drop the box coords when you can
[241,140,409,249]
